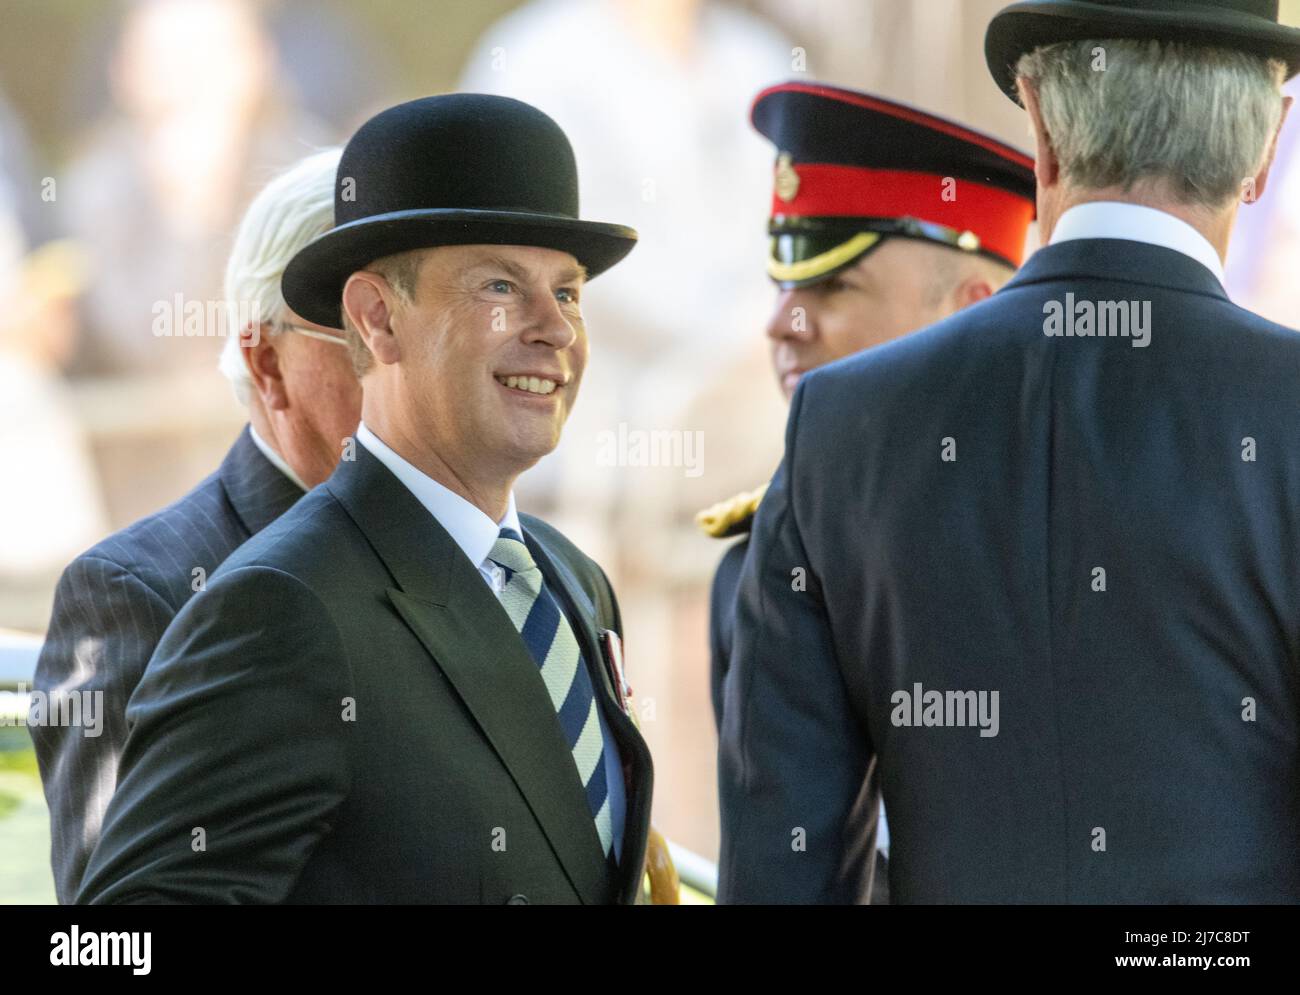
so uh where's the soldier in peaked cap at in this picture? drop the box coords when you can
[698,82,1035,904]
[699,82,1036,728]
[720,0,1300,904]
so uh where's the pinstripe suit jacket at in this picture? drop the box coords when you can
[75,441,653,905]
[31,426,302,903]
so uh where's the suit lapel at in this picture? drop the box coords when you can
[327,445,613,904]
[524,530,655,905]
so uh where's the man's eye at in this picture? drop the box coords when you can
[487,280,514,294]
[556,288,580,305]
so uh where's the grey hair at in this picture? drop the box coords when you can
[1016,39,1287,208]
[218,147,342,406]
[339,249,424,378]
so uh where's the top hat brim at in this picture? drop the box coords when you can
[986,0,1300,103]
[282,209,637,328]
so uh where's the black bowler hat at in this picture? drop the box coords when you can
[282,93,637,327]
[751,82,1037,288]
[986,0,1300,103]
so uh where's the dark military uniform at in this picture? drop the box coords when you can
[697,484,766,728]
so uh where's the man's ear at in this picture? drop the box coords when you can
[242,323,290,411]
[342,271,402,366]
[951,274,996,313]
[1245,94,1293,204]
[1018,77,1059,190]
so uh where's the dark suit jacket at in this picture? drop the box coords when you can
[31,426,302,904]
[77,440,653,904]
[719,238,1300,904]
[708,537,748,730]
[710,530,890,903]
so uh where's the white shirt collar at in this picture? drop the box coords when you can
[355,421,522,569]
[247,424,308,492]
[1049,201,1226,284]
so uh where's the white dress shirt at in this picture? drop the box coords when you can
[355,421,627,862]
[356,422,520,592]
[248,424,308,492]
[1049,201,1227,285]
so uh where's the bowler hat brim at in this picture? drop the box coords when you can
[281,209,638,328]
[986,0,1300,103]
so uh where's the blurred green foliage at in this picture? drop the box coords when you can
[0,726,55,904]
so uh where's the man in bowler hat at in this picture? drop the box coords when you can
[720,0,1300,903]
[78,94,654,904]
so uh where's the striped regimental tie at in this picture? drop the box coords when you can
[488,528,613,858]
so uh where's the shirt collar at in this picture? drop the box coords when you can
[355,421,521,569]
[1049,201,1226,285]
[247,424,308,492]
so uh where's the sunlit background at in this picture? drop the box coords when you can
[2,0,1299,903]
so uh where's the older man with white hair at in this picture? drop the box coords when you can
[216,148,361,488]
[719,0,1300,903]
[33,147,360,904]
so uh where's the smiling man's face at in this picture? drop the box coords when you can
[397,243,589,479]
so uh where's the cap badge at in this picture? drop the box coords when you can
[774,152,800,202]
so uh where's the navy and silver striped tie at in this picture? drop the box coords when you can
[489,528,613,857]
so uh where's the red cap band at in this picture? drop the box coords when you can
[773,163,1035,266]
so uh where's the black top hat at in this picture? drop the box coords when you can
[986,0,1300,103]
[751,82,1037,288]
[282,93,637,327]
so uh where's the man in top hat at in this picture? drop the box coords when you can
[78,94,653,905]
[719,0,1300,903]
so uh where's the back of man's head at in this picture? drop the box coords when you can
[1017,39,1287,209]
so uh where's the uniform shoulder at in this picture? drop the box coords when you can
[695,483,769,539]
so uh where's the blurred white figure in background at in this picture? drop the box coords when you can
[460,0,794,563]
[61,0,330,375]
[461,0,795,858]
[0,231,107,627]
